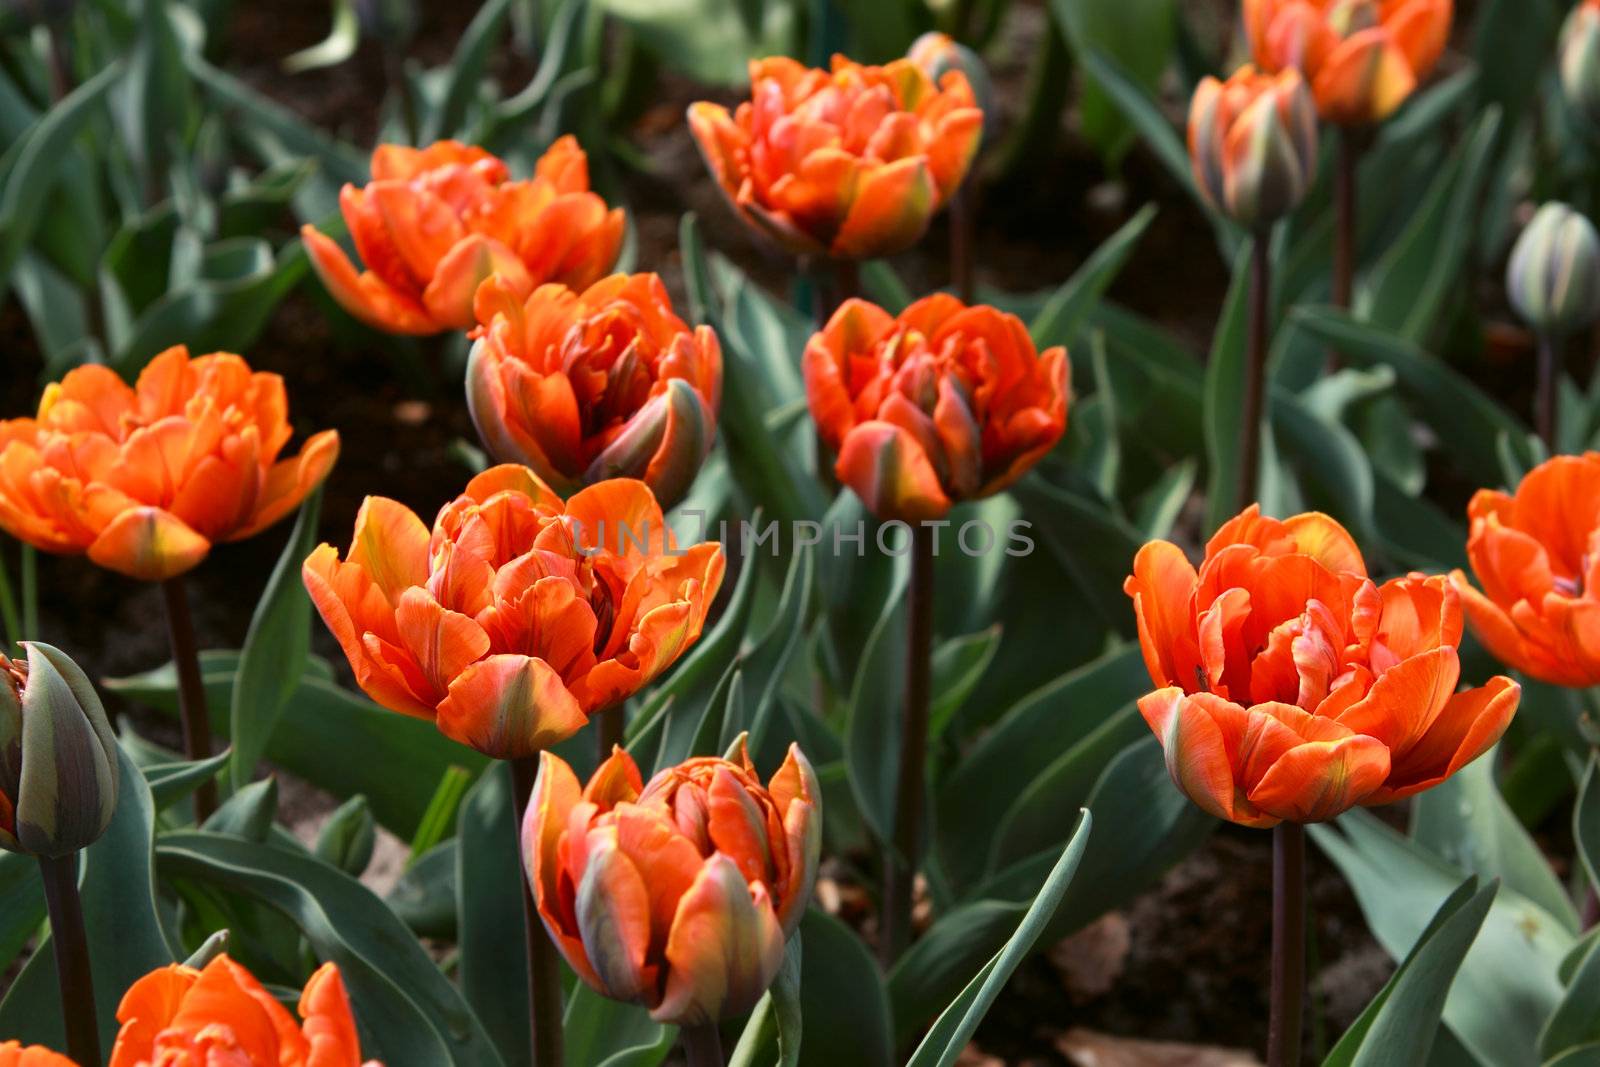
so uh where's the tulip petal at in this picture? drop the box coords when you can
[652,854,787,1026]
[1333,646,1459,755]
[1137,688,1248,825]
[436,653,588,759]
[232,430,341,540]
[423,235,533,331]
[109,964,201,1066]
[834,419,952,521]
[1313,29,1416,124]
[299,963,364,1067]
[301,224,438,334]
[1125,540,1203,691]
[1375,675,1520,802]
[1246,731,1390,823]
[831,156,937,259]
[575,828,656,1002]
[86,505,210,581]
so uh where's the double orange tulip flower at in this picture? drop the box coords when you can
[467,273,722,509]
[303,465,724,759]
[526,739,820,1026]
[1244,0,1452,125]
[0,346,338,582]
[1452,454,1600,687]
[302,137,624,335]
[109,956,377,1066]
[689,56,982,260]
[804,295,1068,521]
[1127,507,1518,826]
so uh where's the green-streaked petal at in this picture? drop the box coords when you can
[575,827,655,1002]
[15,642,118,856]
[652,854,786,1026]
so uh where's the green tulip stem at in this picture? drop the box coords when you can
[38,852,101,1067]
[512,756,567,1067]
[1267,821,1306,1067]
[881,521,935,966]
[1538,330,1562,453]
[161,576,217,822]
[680,1023,725,1067]
[1237,235,1272,514]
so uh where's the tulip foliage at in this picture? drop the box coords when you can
[2,1,1600,1066]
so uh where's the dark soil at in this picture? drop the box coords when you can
[0,0,1555,1062]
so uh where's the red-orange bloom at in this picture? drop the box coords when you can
[1450,454,1600,687]
[303,466,724,759]
[803,295,1068,521]
[0,346,338,581]
[108,956,379,1067]
[467,273,722,508]
[688,56,983,260]
[1244,0,1452,124]
[302,137,625,335]
[1125,506,1519,826]
[526,738,820,1025]
[0,1043,75,1066]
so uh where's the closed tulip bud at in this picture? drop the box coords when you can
[1189,67,1318,230]
[909,33,995,143]
[1563,2,1600,131]
[466,273,721,509]
[526,738,821,1026]
[0,643,118,858]
[1506,203,1600,336]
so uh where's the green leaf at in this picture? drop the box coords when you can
[282,0,360,72]
[1202,239,1256,531]
[1576,754,1600,898]
[936,643,1147,891]
[845,568,909,845]
[1029,204,1157,350]
[1323,877,1496,1067]
[428,0,513,141]
[0,747,174,1048]
[928,626,1001,741]
[408,764,475,860]
[593,0,797,85]
[1311,809,1571,1066]
[230,488,322,790]
[905,811,1092,1067]
[105,652,487,837]
[0,62,122,294]
[796,909,893,1067]
[888,900,1024,1047]
[157,832,502,1067]
[562,984,674,1067]
[1075,47,1192,196]
[457,763,534,1067]
[1050,1,1176,164]
[203,776,279,842]
[0,852,42,978]
[388,840,459,940]
[1410,748,1579,934]
[730,934,803,1067]
[1543,929,1600,1060]
[142,747,232,812]
[1009,475,1142,635]
[315,794,376,877]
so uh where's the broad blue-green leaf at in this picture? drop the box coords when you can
[1323,877,1497,1067]
[797,909,893,1067]
[1051,3,1176,163]
[562,983,674,1067]
[230,488,322,790]
[729,935,803,1067]
[904,812,1092,1067]
[1202,240,1256,531]
[1029,204,1158,349]
[845,569,909,845]
[157,832,502,1067]
[458,763,533,1067]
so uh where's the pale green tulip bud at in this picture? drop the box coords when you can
[1507,202,1600,336]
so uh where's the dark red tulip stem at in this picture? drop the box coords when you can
[1329,130,1362,372]
[39,852,101,1067]
[1267,821,1306,1067]
[1537,331,1561,453]
[1237,235,1272,514]
[162,576,217,822]
[951,183,977,303]
[881,521,935,965]
[681,1023,725,1067]
[512,756,566,1067]
[593,704,625,766]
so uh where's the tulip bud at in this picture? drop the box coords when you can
[1188,66,1318,230]
[909,32,995,144]
[1563,2,1600,133]
[1506,202,1600,336]
[0,643,118,858]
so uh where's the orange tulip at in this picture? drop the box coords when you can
[1450,453,1600,687]
[803,295,1068,521]
[0,346,338,582]
[1244,0,1452,125]
[1188,66,1318,228]
[525,738,820,1026]
[466,273,722,508]
[0,1043,75,1067]
[301,137,625,335]
[688,55,983,260]
[109,956,379,1067]
[303,466,724,759]
[1125,506,1519,826]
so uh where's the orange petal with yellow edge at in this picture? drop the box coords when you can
[87,506,210,580]
[831,156,937,259]
[435,653,587,759]
[834,419,952,522]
